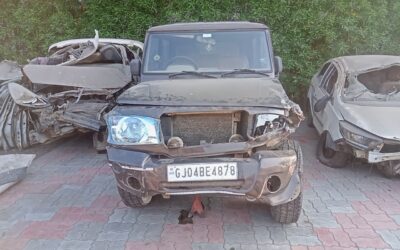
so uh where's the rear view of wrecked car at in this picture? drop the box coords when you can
[106,22,305,223]
[0,31,142,151]
[308,55,400,177]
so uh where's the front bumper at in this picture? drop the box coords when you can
[349,146,400,163]
[107,147,302,206]
[368,151,400,163]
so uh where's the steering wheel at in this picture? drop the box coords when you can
[166,56,198,70]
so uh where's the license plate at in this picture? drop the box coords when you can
[167,162,238,182]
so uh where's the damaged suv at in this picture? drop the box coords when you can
[308,55,400,177]
[106,22,304,223]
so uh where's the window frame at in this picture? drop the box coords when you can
[319,63,338,95]
[142,29,274,74]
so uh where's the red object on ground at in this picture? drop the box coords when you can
[191,195,205,216]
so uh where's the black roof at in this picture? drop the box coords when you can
[148,22,268,32]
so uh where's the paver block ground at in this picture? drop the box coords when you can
[0,124,399,249]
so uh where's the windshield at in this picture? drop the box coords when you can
[343,65,400,105]
[143,30,272,74]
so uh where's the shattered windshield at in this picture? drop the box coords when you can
[343,65,400,104]
[143,30,272,74]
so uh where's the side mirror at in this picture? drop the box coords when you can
[274,56,283,75]
[314,95,331,112]
[130,59,141,77]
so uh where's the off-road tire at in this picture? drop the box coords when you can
[117,186,152,208]
[306,114,314,127]
[271,192,303,224]
[93,131,107,153]
[379,162,399,178]
[269,139,303,223]
[317,132,348,168]
[280,139,303,173]
[306,99,314,127]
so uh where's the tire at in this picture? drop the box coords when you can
[379,161,400,178]
[270,139,303,224]
[271,192,303,224]
[93,131,107,153]
[280,139,303,173]
[117,186,152,208]
[306,99,314,127]
[306,115,314,127]
[317,132,348,168]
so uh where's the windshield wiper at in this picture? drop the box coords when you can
[221,69,270,78]
[169,71,216,79]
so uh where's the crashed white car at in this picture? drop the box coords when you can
[0,31,143,151]
[308,55,400,177]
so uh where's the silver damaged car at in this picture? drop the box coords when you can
[308,55,400,177]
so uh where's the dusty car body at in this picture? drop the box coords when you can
[308,55,400,177]
[0,31,142,151]
[106,22,304,223]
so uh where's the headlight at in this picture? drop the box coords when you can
[254,114,283,136]
[339,121,383,150]
[107,116,161,145]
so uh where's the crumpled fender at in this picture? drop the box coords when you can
[287,100,305,129]
[8,82,49,108]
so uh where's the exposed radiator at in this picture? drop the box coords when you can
[161,113,235,146]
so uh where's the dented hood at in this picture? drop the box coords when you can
[23,64,131,90]
[117,77,291,108]
[340,103,400,140]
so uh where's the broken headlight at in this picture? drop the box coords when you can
[339,121,383,150]
[107,116,161,145]
[254,114,284,136]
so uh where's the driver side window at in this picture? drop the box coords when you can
[320,64,338,95]
[317,63,330,79]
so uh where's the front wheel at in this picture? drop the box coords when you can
[117,187,152,208]
[378,161,400,178]
[306,98,314,127]
[306,114,314,127]
[317,132,348,168]
[271,192,302,224]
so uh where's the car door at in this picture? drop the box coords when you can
[309,62,338,133]
[309,62,330,109]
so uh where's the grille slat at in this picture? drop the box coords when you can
[162,113,234,146]
[381,144,400,153]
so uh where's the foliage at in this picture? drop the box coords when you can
[0,0,399,103]
[0,0,80,62]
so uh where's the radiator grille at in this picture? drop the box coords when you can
[162,113,234,146]
[381,143,400,153]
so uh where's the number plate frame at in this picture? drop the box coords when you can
[167,162,238,182]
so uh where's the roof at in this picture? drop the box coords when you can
[148,22,268,32]
[48,38,143,52]
[337,55,400,72]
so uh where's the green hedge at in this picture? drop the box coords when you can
[1,0,399,103]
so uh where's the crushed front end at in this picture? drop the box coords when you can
[338,121,400,177]
[0,31,143,151]
[106,103,304,206]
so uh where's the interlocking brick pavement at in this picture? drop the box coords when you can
[0,124,400,249]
